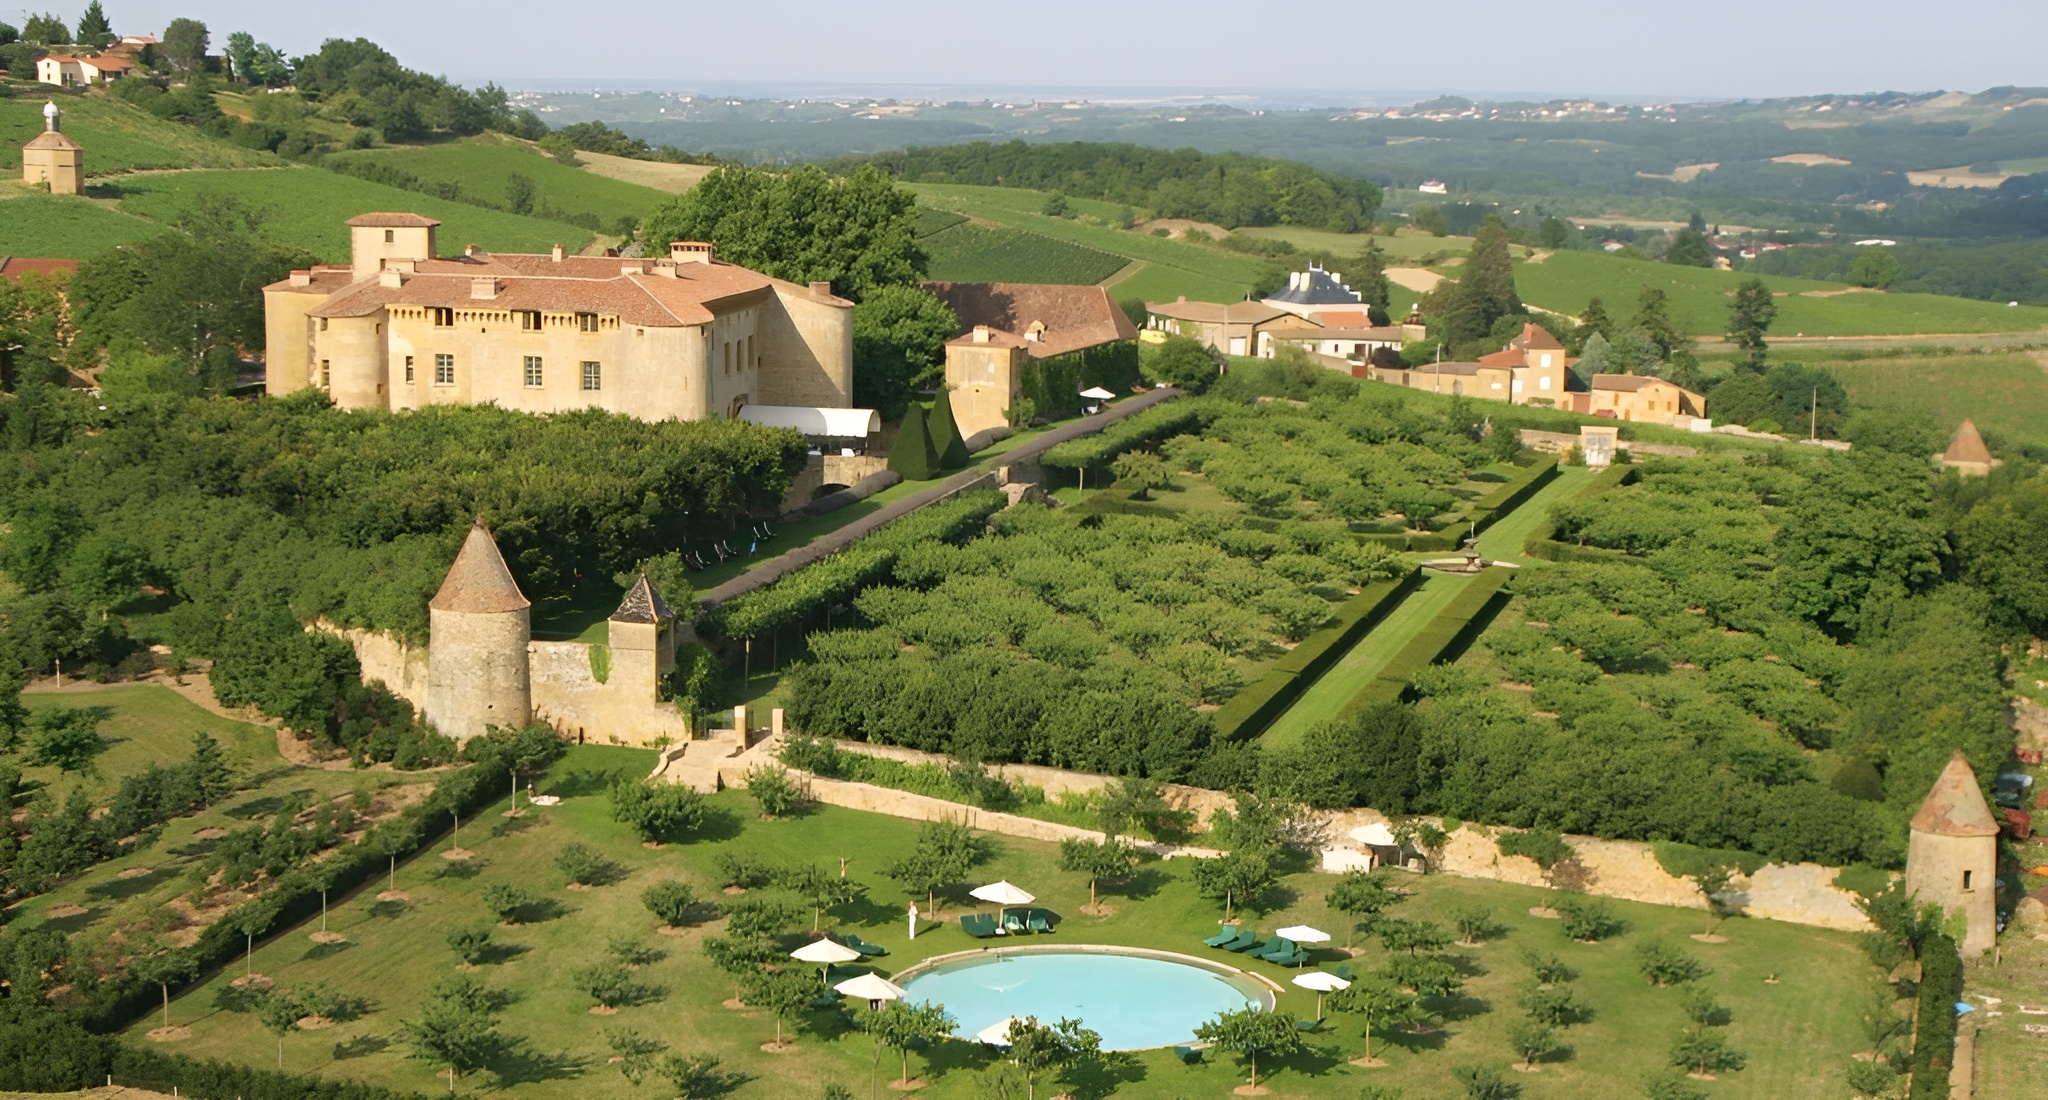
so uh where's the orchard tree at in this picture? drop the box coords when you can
[1195,1007,1305,1092]
[1332,975,1415,1064]
[609,777,708,844]
[1191,849,1274,922]
[1057,835,1135,910]
[402,974,507,1095]
[854,1000,955,1088]
[131,947,199,1029]
[606,1027,667,1087]
[642,879,699,928]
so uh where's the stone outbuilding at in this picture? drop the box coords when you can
[1904,752,2001,956]
[424,518,533,742]
[21,102,84,195]
[1938,418,2000,477]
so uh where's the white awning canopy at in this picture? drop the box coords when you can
[1350,823,1398,847]
[737,404,880,438]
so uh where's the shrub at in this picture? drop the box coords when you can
[643,880,699,927]
[608,779,708,844]
[1907,933,1961,1098]
[1636,940,1712,987]
[714,851,781,890]
[1557,898,1624,942]
[1497,828,1573,870]
[745,765,803,818]
[555,842,611,886]
[446,923,494,966]
[482,882,542,924]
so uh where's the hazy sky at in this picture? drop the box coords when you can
[31,1,2048,100]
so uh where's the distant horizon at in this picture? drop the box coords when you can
[49,1,2048,102]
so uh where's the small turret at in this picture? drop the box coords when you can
[1904,752,2000,956]
[608,570,676,680]
[423,517,532,741]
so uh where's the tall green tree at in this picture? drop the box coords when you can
[160,18,209,72]
[1628,287,1684,359]
[1725,279,1777,373]
[1056,836,1135,910]
[21,13,68,44]
[854,1000,955,1088]
[1462,214,1522,327]
[1577,296,1614,343]
[74,2,110,46]
[402,974,507,1095]
[1666,228,1714,268]
[1845,248,1902,289]
[1351,239,1393,314]
[1194,1007,1305,1091]
[852,285,957,419]
[637,165,924,300]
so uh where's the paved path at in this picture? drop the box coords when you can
[1259,466,1591,744]
[700,387,1182,607]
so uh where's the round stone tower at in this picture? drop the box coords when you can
[424,517,532,742]
[1904,751,2001,956]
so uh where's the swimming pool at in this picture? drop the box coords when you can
[895,946,1273,1051]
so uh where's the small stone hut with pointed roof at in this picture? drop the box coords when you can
[424,518,534,741]
[1938,418,2000,477]
[1905,751,2000,956]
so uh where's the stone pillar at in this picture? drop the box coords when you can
[732,704,748,737]
[771,708,785,739]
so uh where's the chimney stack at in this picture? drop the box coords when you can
[809,281,832,296]
[972,325,992,344]
[670,241,715,264]
[551,244,565,263]
[470,276,501,300]
[378,269,406,288]
[464,243,481,257]
[288,271,313,288]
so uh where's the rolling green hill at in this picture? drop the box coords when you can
[1512,250,2048,337]
[104,167,595,261]
[0,192,164,256]
[325,137,672,227]
[922,221,1130,284]
[0,92,281,174]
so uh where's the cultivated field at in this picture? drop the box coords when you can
[1821,350,2048,448]
[0,93,281,175]
[923,221,1130,284]
[103,168,594,260]
[0,192,163,257]
[573,149,717,193]
[325,138,673,225]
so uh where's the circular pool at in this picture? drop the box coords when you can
[895,946,1272,1051]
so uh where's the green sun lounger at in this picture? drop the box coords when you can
[1333,962,1357,981]
[844,933,888,957]
[1223,932,1263,953]
[1028,910,1053,934]
[1203,927,1241,948]
[1003,911,1029,935]
[961,914,996,938]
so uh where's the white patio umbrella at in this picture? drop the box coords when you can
[970,881,1037,906]
[974,1016,1023,1046]
[791,938,863,965]
[1078,386,1117,401]
[1275,925,1331,945]
[1292,971,1350,1018]
[1349,822,1398,847]
[834,972,907,1008]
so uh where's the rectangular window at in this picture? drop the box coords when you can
[435,354,454,385]
[519,310,543,332]
[524,356,544,387]
[430,307,455,328]
[384,229,395,244]
[319,360,330,387]
[1963,870,1974,890]
[319,317,328,331]
[581,361,602,391]
[576,312,600,333]
[404,356,415,383]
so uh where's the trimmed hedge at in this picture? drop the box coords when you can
[1909,933,1962,1099]
[1211,568,1422,741]
[112,1046,432,1100]
[1344,570,1514,710]
[705,489,1007,640]
[1466,455,1560,536]
[1521,463,1640,561]
[1038,400,1211,473]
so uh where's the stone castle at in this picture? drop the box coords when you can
[344,518,690,746]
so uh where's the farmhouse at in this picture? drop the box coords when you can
[924,280,1139,438]
[19,101,84,195]
[1260,263,1365,321]
[1367,323,1570,406]
[35,54,132,85]
[1144,297,1297,357]
[263,214,857,423]
[1568,374,1708,424]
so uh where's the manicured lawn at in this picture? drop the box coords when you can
[21,683,289,807]
[105,168,592,262]
[1513,250,2048,337]
[1822,351,2048,448]
[127,745,1868,1098]
[0,192,163,257]
[1261,467,1591,745]
[326,138,673,226]
[0,92,281,174]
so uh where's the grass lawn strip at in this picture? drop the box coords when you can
[119,744,1868,1099]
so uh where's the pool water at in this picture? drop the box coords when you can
[898,948,1268,1051]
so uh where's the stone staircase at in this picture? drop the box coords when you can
[648,705,786,792]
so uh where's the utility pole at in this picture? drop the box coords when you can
[1810,386,1817,441]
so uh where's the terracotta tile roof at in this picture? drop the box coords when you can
[1393,362,1485,377]
[294,257,794,327]
[1143,299,1293,325]
[1910,752,2000,837]
[86,56,133,70]
[1941,419,1994,465]
[0,257,80,282]
[946,327,1031,349]
[1591,373,1661,393]
[22,131,83,152]
[1510,322,1565,351]
[1311,309,1373,328]
[347,213,442,228]
[922,281,1138,359]
[1477,349,1524,367]
[610,573,675,624]
[430,518,530,614]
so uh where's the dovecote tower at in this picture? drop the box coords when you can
[607,571,677,688]
[424,518,532,741]
[22,101,84,195]
[1905,752,2001,956]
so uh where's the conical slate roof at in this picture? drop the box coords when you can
[1909,752,2000,838]
[1941,419,1994,466]
[430,517,530,613]
[610,571,674,624]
